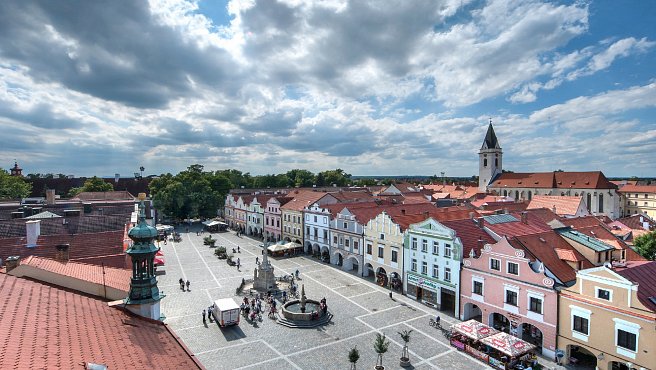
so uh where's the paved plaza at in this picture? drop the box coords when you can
[157,226,560,370]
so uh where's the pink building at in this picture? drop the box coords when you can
[461,231,592,359]
[264,196,292,242]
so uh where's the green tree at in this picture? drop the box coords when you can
[398,329,412,363]
[68,176,113,196]
[634,230,656,260]
[286,169,315,187]
[373,333,390,370]
[0,169,32,200]
[319,168,351,187]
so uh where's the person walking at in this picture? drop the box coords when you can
[207,306,213,322]
[256,256,259,265]
[179,278,184,290]
[237,258,241,270]
[202,309,206,324]
[186,280,190,291]
[237,245,240,253]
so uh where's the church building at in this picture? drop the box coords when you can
[478,123,621,219]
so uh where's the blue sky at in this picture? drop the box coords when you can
[0,0,654,178]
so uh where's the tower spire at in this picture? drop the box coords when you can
[481,121,500,150]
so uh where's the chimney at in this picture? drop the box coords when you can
[476,217,485,228]
[521,212,528,224]
[401,209,406,215]
[26,220,41,248]
[5,256,20,273]
[55,244,70,262]
[46,189,56,205]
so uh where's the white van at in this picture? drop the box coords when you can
[211,298,240,327]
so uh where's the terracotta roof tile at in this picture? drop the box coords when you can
[617,214,656,231]
[280,191,334,211]
[0,230,127,268]
[20,256,131,292]
[442,218,495,258]
[527,195,584,216]
[491,171,617,190]
[614,261,656,311]
[483,211,552,238]
[617,184,656,193]
[0,273,203,369]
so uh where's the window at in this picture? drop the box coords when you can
[505,290,518,306]
[432,265,439,278]
[444,267,451,282]
[421,261,428,275]
[444,243,452,258]
[378,246,384,258]
[411,259,417,272]
[354,241,359,249]
[473,281,483,295]
[598,194,604,213]
[366,244,372,255]
[306,226,310,235]
[345,239,350,247]
[421,239,427,252]
[617,330,637,351]
[380,233,385,240]
[391,250,398,263]
[314,216,317,222]
[490,258,500,271]
[596,288,611,301]
[529,297,542,313]
[343,222,348,229]
[411,237,417,250]
[333,235,338,244]
[483,158,488,167]
[432,241,439,255]
[507,262,519,275]
[573,315,589,335]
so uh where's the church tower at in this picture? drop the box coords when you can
[10,161,22,177]
[478,121,502,192]
[124,193,164,320]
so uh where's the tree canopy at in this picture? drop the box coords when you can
[634,230,656,261]
[68,176,114,197]
[149,165,232,220]
[0,169,32,200]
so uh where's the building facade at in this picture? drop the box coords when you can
[619,184,656,219]
[403,218,462,316]
[557,262,656,370]
[328,205,367,276]
[303,202,331,259]
[263,197,290,242]
[363,211,405,292]
[478,122,503,192]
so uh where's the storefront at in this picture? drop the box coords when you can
[406,273,439,307]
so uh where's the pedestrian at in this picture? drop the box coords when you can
[237,258,240,269]
[237,245,240,253]
[208,306,213,322]
[202,309,206,324]
[179,278,184,290]
[186,280,190,291]
[256,256,259,264]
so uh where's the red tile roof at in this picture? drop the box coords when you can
[0,230,127,268]
[19,256,131,292]
[511,231,593,283]
[0,273,203,369]
[470,195,514,208]
[280,191,335,211]
[328,190,374,202]
[617,214,656,231]
[442,218,495,258]
[617,184,656,194]
[614,261,656,311]
[527,195,584,217]
[483,212,552,238]
[491,171,617,189]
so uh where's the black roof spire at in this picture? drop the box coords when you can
[481,120,500,150]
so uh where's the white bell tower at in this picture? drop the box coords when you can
[478,120,502,192]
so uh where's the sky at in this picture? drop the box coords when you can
[0,0,655,178]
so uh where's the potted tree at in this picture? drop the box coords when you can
[398,329,412,367]
[373,333,390,370]
[214,246,227,259]
[348,346,359,370]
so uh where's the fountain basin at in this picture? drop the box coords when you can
[281,299,325,321]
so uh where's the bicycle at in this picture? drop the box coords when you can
[429,318,442,329]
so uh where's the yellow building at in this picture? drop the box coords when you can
[619,184,656,219]
[557,261,656,370]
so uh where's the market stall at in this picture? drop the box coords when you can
[450,320,499,363]
[480,332,537,369]
[266,242,302,257]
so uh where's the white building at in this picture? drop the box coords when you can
[303,202,332,259]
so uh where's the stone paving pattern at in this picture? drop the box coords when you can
[158,226,564,369]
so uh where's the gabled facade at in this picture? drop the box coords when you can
[263,197,290,242]
[233,196,249,232]
[403,218,462,316]
[246,195,271,237]
[363,211,405,291]
[224,194,237,228]
[557,262,656,370]
[328,206,368,275]
[281,191,337,245]
[303,202,331,258]
[460,237,560,358]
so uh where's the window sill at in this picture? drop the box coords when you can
[616,346,636,359]
[503,303,519,314]
[526,310,543,322]
[572,331,589,342]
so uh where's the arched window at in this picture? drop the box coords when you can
[528,191,532,200]
[515,190,519,200]
[495,158,498,167]
[503,190,508,196]
[587,193,592,212]
[483,158,488,167]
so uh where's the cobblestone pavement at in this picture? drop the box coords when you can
[159,226,563,370]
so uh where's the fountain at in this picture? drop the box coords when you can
[280,284,329,324]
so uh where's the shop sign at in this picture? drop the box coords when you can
[488,357,506,369]
[407,274,438,290]
[451,339,466,351]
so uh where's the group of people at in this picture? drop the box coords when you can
[178,278,190,291]
[240,296,263,321]
[202,303,216,324]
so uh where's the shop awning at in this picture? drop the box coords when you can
[202,220,221,227]
[451,319,499,341]
[480,332,536,357]
[267,242,301,253]
[154,256,165,266]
